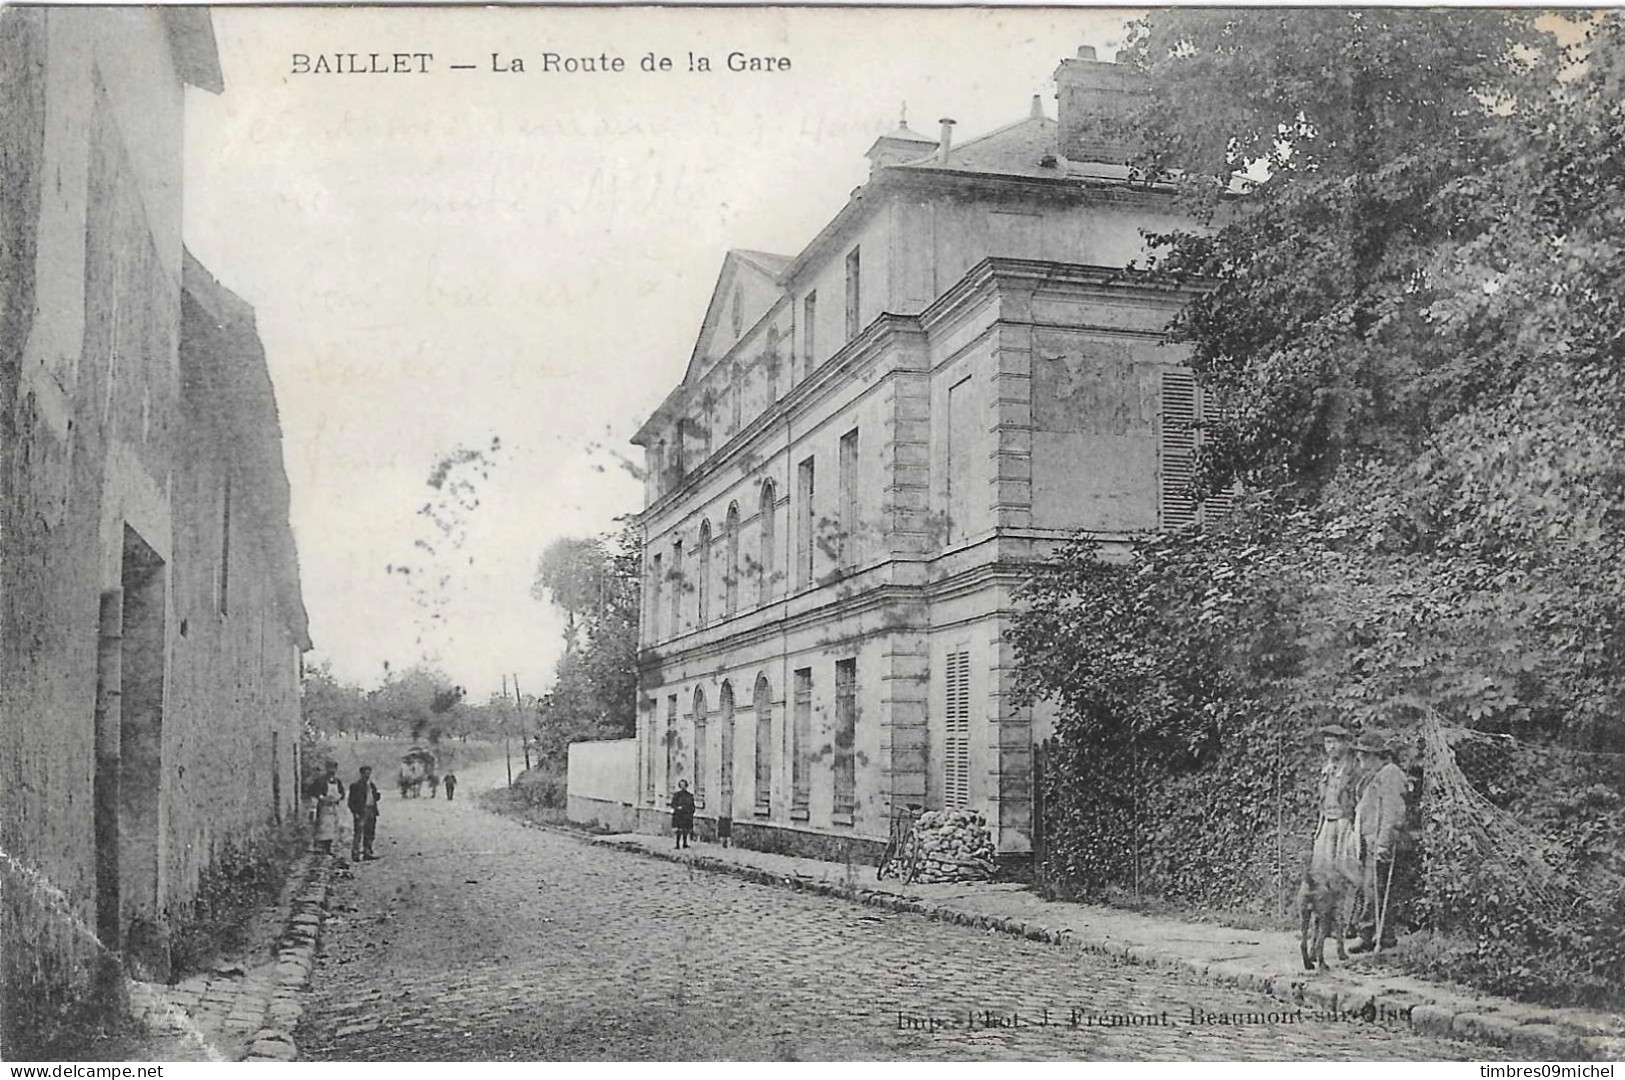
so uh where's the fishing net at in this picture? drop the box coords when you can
[1417,707,1625,933]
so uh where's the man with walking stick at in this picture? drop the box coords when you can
[1351,731,1411,953]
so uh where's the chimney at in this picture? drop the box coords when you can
[1053,45,1147,165]
[1030,93,1045,120]
[937,118,956,164]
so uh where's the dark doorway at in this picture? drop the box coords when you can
[92,589,123,966]
[118,525,168,980]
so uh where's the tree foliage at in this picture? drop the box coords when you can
[530,524,642,764]
[1016,11,1625,1006]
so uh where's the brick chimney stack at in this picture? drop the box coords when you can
[1053,45,1147,165]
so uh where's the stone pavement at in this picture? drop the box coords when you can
[590,830,1625,1061]
[293,766,1479,1061]
[125,854,333,1061]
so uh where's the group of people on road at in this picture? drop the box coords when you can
[1311,724,1415,954]
[308,760,382,862]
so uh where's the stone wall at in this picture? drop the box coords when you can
[0,9,307,1049]
[566,738,636,807]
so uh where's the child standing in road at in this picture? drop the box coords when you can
[670,779,695,849]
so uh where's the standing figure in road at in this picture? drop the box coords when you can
[442,772,457,801]
[670,778,695,849]
[349,765,383,862]
[308,759,345,856]
[1306,724,1358,889]
[428,771,441,798]
[1351,731,1411,953]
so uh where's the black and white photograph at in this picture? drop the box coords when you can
[2,3,1623,1065]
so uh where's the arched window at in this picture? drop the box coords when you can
[758,480,777,605]
[697,520,712,629]
[753,675,773,813]
[693,687,708,806]
[653,440,666,495]
[719,681,736,818]
[724,503,740,618]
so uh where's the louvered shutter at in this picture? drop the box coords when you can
[944,651,972,810]
[1160,369,1199,530]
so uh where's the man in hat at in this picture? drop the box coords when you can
[1351,730,1411,952]
[1311,724,1361,891]
[349,765,382,862]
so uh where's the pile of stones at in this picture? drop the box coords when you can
[909,809,997,883]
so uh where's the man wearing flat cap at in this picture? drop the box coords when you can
[1351,731,1411,952]
[1311,724,1362,893]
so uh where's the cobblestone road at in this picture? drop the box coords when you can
[298,766,1477,1061]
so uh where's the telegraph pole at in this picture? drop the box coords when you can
[513,673,531,771]
[502,673,513,787]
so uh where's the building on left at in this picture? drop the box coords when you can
[1,7,311,1044]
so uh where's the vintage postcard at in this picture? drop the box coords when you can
[3,3,1622,1066]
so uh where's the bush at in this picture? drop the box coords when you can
[513,767,566,809]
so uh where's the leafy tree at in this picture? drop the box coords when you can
[1120,9,1558,495]
[1015,11,1625,1006]
[530,524,642,744]
[300,661,367,738]
[365,664,464,741]
[532,536,611,654]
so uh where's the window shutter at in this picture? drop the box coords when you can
[1159,369,1199,530]
[944,651,971,810]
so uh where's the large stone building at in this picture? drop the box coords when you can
[1,8,310,1044]
[631,48,1223,862]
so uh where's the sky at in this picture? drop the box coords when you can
[181,6,1138,698]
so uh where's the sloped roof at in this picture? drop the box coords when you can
[733,249,793,278]
[679,248,791,386]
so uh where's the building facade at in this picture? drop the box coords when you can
[631,49,1222,861]
[1,8,310,1042]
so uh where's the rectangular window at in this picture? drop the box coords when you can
[792,668,812,818]
[802,291,817,375]
[765,326,780,403]
[644,703,657,803]
[666,694,679,794]
[730,361,743,437]
[947,377,975,543]
[670,539,684,636]
[943,650,971,810]
[838,428,859,567]
[650,553,663,641]
[834,658,856,820]
[844,247,861,341]
[796,456,815,589]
